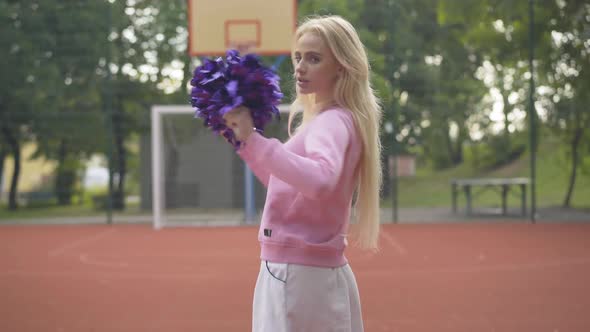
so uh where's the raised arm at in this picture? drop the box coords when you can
[237,110,353,199]
[245,161,270,188]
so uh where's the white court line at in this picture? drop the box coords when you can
[380,231,407,255]
[79,253,129,268]
[48,228,117,257]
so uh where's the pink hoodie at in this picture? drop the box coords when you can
[237,107,361,267]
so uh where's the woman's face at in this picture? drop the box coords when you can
[293,32,341,104]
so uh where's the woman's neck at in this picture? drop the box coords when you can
[313,94,338,113]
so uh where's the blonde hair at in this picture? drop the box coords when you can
[288,15,383,250]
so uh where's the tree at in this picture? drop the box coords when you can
[440,0,589,205]
[0,0,45,209]
[0,1,114,209]
[541,1,590,207]
[438,0,534,166]
[94,0,190,209]
[32,1,111,205]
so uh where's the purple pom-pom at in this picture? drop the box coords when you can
[189,50,283,148]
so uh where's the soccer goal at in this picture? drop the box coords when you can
[150,104,290,229]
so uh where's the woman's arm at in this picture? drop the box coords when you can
[245,160,270,188]
[237,110,352,199]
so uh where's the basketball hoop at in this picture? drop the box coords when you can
[229,41,257,55]
[187,0,295,56]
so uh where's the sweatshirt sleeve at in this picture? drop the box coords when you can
[237,110,353,199]
[243,154,270,188]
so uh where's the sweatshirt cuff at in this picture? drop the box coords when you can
[236,131,265,164]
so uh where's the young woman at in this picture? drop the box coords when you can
[223,15,382,332]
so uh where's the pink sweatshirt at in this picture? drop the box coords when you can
[237,107,361,267]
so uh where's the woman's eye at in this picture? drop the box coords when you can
[310,57,320,63]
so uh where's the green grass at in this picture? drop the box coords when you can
[0,204,102,220]
[2,135,589,220]
[0,201,144,221]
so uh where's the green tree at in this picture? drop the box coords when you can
[0,1,50,209]
[33,1,110,205]
[102,0,194,209]
[540,1,590,207]
[438,0,533,166]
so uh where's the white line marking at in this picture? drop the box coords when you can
[380,231,407,255]
[79,253,129,268]
[48,229,116,257]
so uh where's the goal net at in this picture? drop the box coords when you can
[150,104,290,228]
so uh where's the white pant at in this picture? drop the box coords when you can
[252,261,364,332]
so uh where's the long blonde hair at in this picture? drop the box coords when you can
[288,15,383,250]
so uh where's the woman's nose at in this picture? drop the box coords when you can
[295,61,306,74]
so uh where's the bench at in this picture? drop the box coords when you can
[451,177,530,216]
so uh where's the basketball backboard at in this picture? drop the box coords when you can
[187,0,297,56]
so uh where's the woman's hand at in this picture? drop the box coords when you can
[223,106,255,142]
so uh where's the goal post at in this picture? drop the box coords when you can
[150,104,290,229]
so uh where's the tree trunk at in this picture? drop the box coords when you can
[501,88,512,162]
[110,97,126,210]
[502,90,511,140]
[2,127,20,210]
[380,152,390,198]
[181,52,192,96]
[56,139,68,205]
[563,126,582,208]
[443,122,456,166]
[109,24,127,211]
[9,147,19,210]
[451,126,465,165]
[114,122,126,210]
[0,149,5,202]
[456,130,464,164]
[55,139,76,205]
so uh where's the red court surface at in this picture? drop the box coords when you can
[1,222,589,332]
